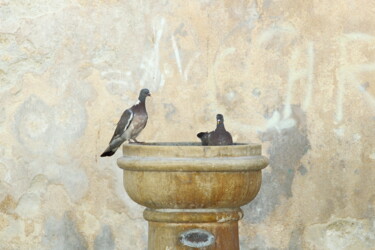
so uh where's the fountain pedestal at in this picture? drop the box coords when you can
[117,143,268,250]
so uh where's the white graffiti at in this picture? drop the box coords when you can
[336,33,375,122]
[171,34,183,76]
[259,27,375,125]
[283,42,315,117]
[184,52,200,81]
[139,17,166,90]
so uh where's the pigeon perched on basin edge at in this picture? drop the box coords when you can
[101,88,151,157]
[197,114,233,146]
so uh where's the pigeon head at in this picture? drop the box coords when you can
[139,88,151,101]
[216,114,224,125]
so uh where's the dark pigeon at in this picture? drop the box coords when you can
[197,114,233,146]
[101,88,151,157]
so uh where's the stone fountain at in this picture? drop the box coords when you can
[117,142,268,250]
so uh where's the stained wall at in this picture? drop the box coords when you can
[1,0,375,249]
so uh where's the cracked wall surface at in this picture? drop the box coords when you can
[1,0,375,249]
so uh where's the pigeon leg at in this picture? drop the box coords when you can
[133,138,145,144]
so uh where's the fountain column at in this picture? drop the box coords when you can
[117,142,268,249]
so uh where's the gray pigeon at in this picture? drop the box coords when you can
[101,88,151,157]
[197,114,233,146]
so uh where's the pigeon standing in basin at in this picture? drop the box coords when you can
[210,114,233,145]
[197,114,233,146]
[101,88,151,157]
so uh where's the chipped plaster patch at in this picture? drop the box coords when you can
[42,212,88,250]
[304,218,375,249]
[94,225,115,250]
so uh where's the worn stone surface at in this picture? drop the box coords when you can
[0,0,374,249]
[94,225,115,250]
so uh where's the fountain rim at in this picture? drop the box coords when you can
[123,142,254,146]
[122,142,262,156]
[117,142,269,172]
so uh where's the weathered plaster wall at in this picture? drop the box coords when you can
[1,0,374,249]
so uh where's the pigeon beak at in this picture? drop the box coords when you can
[148,93,151,97]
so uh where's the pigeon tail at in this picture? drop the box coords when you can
[197,132,210,146]
[100,147,116,157]
[197,132,207,138]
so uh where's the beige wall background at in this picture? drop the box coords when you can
[1,0,375,249]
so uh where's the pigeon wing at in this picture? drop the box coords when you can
[109,109,133,142]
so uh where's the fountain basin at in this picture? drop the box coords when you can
[117,142,268,209]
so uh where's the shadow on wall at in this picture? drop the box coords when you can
[244,105,310,223]
[42,212,115,250]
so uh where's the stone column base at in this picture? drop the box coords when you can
[144,208,243,250]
